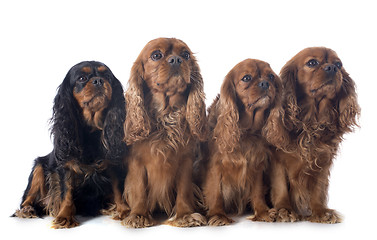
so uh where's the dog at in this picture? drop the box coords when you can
[270,47,360,223]
[13,61,127,228]
[122,38,208,228]
[203,59,288,225]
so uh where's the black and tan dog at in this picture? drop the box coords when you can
[13,61,127,228]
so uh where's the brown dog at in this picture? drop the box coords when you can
[203,59,288,225]
[122,38,207,228]
[270,47,360,223]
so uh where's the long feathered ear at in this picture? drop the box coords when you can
[280,60,299,130]
[186,57,208,141]
[262,78,290,150]
[51,74,81,162]
[213,72,241,154]
[102,76,126,161]
[123,59,151,145]
[338,69,360,132]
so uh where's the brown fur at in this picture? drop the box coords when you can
[51,172,78,229]
[97,65,107,72]
[14,166,47,218]
[122,38,207,228]
[81,66,92,73]
[203,59,289,226]
[73,78,112,130]
[21,166,47,208]
[110,177,130,220]
[270,47,360,223]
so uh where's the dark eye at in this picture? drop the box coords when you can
[151,50,163,61]
[335,61,342,69]
[181,51,190,60]
[241,75,252,82]
[78,76,87,82]
[306,59,319,67]
[268,73,275,80]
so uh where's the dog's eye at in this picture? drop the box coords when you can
[181,51,190,60]
[268,73,275,81]
[151,50,163,61]
[241,75,252,82]
[306,59,319,67]
[335,61,342,69]
[78,76,87,82]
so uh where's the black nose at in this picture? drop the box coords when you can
[92,77,104,86]
[168,56,182,66]
[258,80,269,90]
[324,64,338,75]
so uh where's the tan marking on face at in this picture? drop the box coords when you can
[81,66,92,73]
[97,65,107,72]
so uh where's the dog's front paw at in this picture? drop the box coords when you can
[52,216,79,229]
[208,214,234,226]
[122,213,154,228]
[167,213,207,227]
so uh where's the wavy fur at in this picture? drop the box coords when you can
[14,61,127,228]
[203,59,288,225]
[270,47,360,223]
[122,38,207,228]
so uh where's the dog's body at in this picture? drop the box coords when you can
[270,47,360,223]
[203,59,288,225]
[14,61,127,228]
[122,38,207,228]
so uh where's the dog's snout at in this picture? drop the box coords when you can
[258,80,269,90]
[92,77,104,87]
[324,64,338,75]
[168,56,182,66]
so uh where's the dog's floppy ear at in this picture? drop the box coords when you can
[280,59,300,130]
[213,71,241,154]
[337,68,360,132]
[262,77,290,150]
[123,58,151,145]
[186,55,208,141]
[102,73,126,161]
[51,72,81,162]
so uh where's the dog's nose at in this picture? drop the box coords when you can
[258,80,269,90]
[168,56,182,66]
[324,64,338,75]
[92,77,104,86]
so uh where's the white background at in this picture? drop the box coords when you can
[1,0,376,239]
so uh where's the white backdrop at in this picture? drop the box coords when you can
[1,0,376,239]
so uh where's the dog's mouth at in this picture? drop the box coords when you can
[154,74,190,96]
[310,79,334,94]
[247,95,270,109]
[83,93,110,111]
[83,91,104,104]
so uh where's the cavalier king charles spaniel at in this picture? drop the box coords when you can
[122,38,207,228]
[270,47,360,223]
[13,61,127,228]
[202,59,288,225]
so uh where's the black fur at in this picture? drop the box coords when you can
[14,61,126,219]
